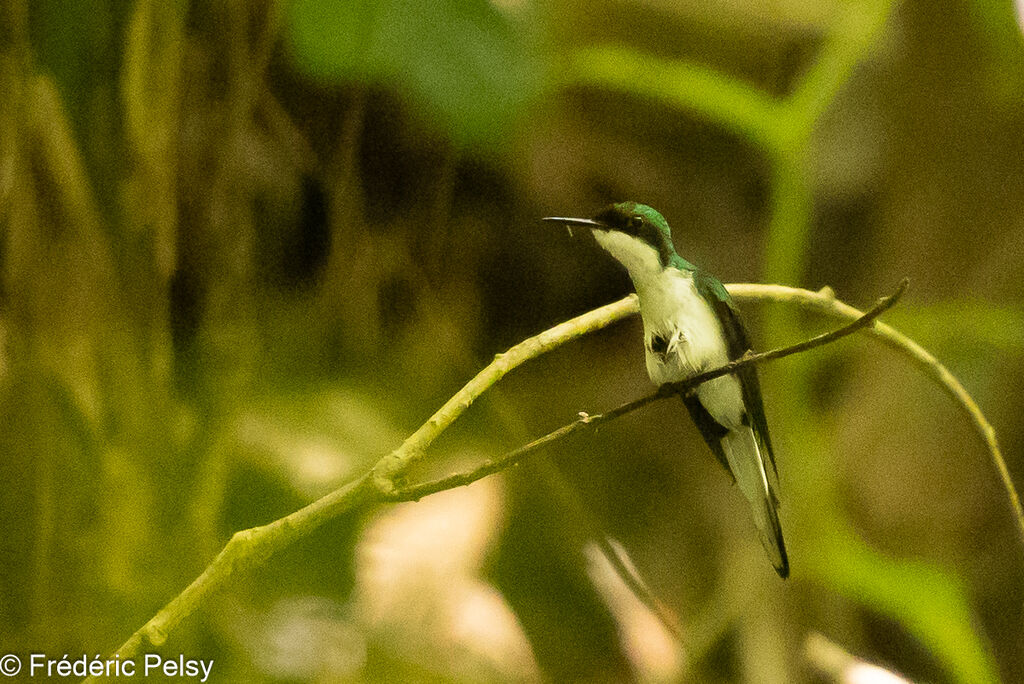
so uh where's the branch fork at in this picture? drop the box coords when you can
[84,279,1023,681]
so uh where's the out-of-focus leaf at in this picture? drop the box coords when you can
[805,523,1000,684]
[285,0,541,149]
[232,386,403,500]
[563,45,784,152]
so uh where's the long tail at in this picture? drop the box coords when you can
[721,426,789,577]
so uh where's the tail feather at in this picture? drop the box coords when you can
[721,427,789,577]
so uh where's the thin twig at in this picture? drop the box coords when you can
[388,279,907,503]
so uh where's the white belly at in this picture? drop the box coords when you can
[637,271,745,428]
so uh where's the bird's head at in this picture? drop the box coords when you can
[544,202,680,279]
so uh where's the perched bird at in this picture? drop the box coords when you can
[544,202,788,577]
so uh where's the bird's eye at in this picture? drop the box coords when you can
[630,215,643,230]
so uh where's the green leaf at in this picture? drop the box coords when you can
[562,45,785,152]
[805,524,1000,684]
[285,0,541,149]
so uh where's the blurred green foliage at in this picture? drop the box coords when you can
[286,0,542,149]
[2,0,1024,682]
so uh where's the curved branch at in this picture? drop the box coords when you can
[86,281,1019,677]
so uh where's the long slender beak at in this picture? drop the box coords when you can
[540,217,606,230]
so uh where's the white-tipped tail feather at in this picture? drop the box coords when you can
[721,427,788,577]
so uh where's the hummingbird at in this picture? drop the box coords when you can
[544,202,788,577]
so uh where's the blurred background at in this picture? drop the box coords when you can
[1,0,1023,681]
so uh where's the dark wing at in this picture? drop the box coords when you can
[692,270,778,480]
[681,393,732,479]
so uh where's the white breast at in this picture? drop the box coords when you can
[590,230,746,427]
[636,270,745,428]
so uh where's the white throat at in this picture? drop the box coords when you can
[592,230,664,284]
